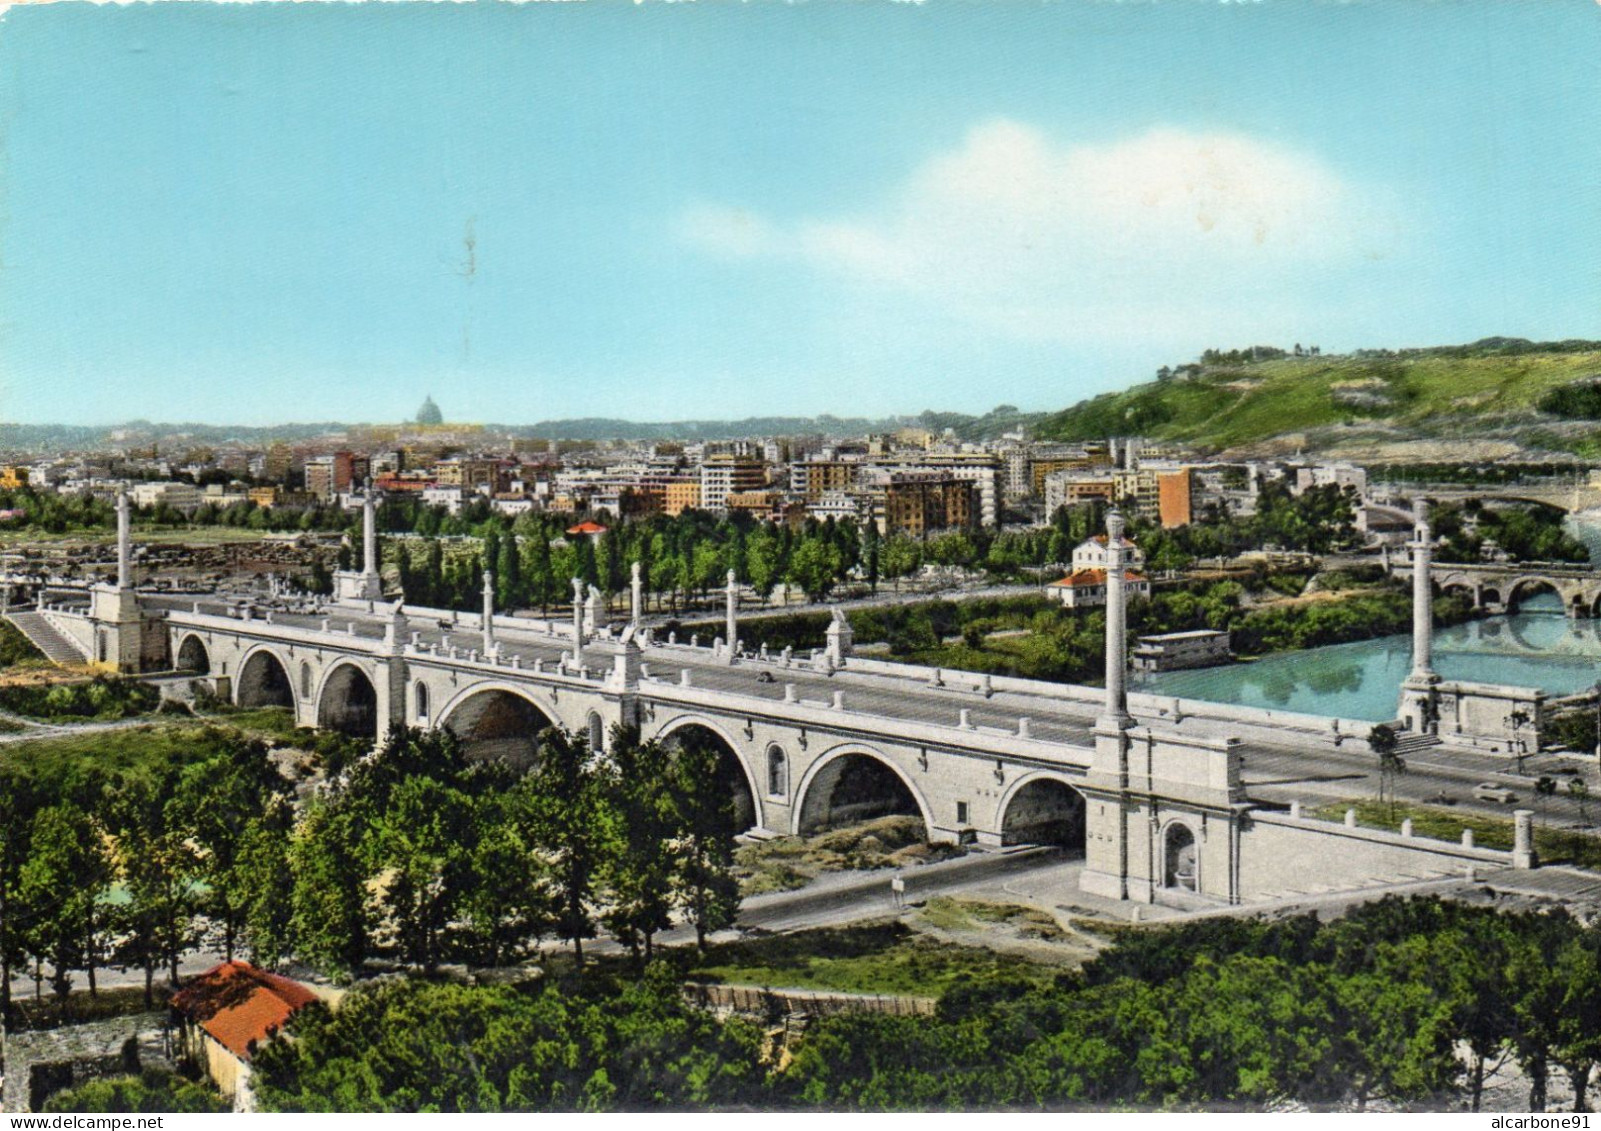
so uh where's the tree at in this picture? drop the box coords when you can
[1368,724,1405,820]
[668,735,741,952]
[21,802,112,1011]
[0,768,41,1023]
[107,777,198,1003]
[600,730,679,964]
[788,539,843,603]
[288,801,371,979]
[171,735,291,962]
[528,729,613,966]
[1536,776,1559,825]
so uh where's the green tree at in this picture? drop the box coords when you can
[528,728,614,967]
[1368,724,1405,820]
[668,735,741,952]
[21,802,112,1010]
[787,538,843,603]
[601,730,679,965]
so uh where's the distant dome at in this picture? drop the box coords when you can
[416,395,443,425]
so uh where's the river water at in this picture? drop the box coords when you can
[1135,591,1601,723]
[1134,512,1601,723]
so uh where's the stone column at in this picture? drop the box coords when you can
[1411,499,1434,679]
[362,482,378,580]
[1102,508,1131,726]
[725,569,738,656]
[482,569,496,655]
[571,577,585,668]
[631,561,644,630]
[115,487,131,590]
[1513,809,1536,869]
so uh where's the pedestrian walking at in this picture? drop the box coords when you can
[890,871,906,909]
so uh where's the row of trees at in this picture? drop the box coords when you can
[0,726,292,1020]
[122,893,1601,1112]
[784,897,1601,1112]
[1,715,749,1023]
[276,724,742,979]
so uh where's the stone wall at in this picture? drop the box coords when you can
[1239,809,1513,900]
[1,1013,171,1113]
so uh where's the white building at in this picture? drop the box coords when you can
[1071,533,1147,573]
[130,480,203,512]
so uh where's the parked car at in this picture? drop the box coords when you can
[1473,783,1518,804]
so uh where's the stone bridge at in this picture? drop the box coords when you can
[20,491,1542,908]
[1389,559,1601,618]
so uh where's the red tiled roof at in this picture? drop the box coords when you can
[567,521,609,535]
[171,961,318,1061]
[1048,569,1147,588]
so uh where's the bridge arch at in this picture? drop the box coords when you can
[1161,818,1200,892]
[1506,576,1560,614]
[792,743,933,838]
[235,646,295,711]
[996,772,1087,850]
[175,634,210,675]
[655,715,761,833]
[315,660,379,739]
[437,684,558,771]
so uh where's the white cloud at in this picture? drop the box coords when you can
[680,120,1402,345]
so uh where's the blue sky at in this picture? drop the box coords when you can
[1,0,1598,426]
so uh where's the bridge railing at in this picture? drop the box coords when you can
[638,672,1096,767]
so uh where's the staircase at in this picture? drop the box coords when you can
[5,610,89,666]
[1393,733,1442,757]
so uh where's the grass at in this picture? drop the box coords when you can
[0,719,269,795]
[192,703,304,741]
[917,896,1070,941]
[736,816,966,896]
[686,921,1060,997]
[1310,799,1601,870]
[1037,347,1601,451]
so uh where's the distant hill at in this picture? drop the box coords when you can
[0,406,1041,453]
[1035,338,1601,458]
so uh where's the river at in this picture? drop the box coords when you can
[1134,591,1601,722]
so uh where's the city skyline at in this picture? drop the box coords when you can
[2,1,1598,427]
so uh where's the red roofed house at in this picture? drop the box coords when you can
[171,961,321,1110]
[1044,534,1150,608]
[1044,568,1150,609]
[566,520,609,539]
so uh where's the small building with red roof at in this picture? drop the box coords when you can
[171,960,320,1109]
[1044,568,1150,609]
[566,520,609,539]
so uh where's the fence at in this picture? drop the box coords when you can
[681,981,935,1021]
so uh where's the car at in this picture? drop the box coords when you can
[1473,783,1518,804]
[1428,791,1458,806]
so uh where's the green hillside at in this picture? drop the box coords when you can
[1036,338,1601,455]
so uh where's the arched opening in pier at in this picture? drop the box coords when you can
[659,723,758,833]
[236,650,293,710]
[999,777,1086,852]
[1164,823,1198,892]
[796,751,927,837]
[1507,579,1561,616]
[440,688,556,771]
[317,663,378,740]
[175,635,209,675]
